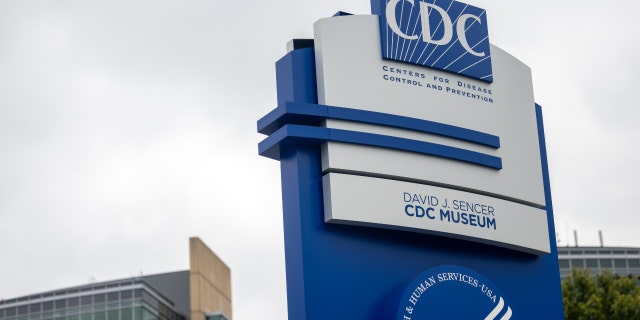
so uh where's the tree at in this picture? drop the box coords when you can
[562,268,640,320]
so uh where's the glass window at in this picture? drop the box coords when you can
[80,314,91,320]
[18,306,28,315]
[94,312,105,320]
[134,307,142,320]
[6,308,16,317]
[66,309,80,317]
[586,259,598,268]
[30,304,41,313]
[134,290,142,299]
[600,259,613,268]
[557,251,567,255]
[93,294,105,304]
[584,251,596,254]
[613,251,625,255]
[67,298,79,308]
[571,259,585,268]
[141,292,157,310]
[121,291,132,300]
[121,308,132,320]
[627,251,639,254]
[141,308,156,320]
[43,303,53,312]
[54,300,65,310]
[107,293,119,302]
[614,259,627,268]
[68,315,79,320]
[80,296,92,306]
[108,310,118,320]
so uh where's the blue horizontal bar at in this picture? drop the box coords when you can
[257,101,500,148]
[259,124,502,169]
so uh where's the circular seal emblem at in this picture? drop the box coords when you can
[395,265,512,319]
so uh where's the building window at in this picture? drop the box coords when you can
[17,306,28,316]
[6,308,16,317]
[94,294,105,304]
[121,291,132,301]
[585,259,598,268]
[43,303,53,312]
[55,300,66,310]
[68,298,79,308]
[29,304,41,313]
[107,292,119,302]
[600,259,613,268]
[614,259,627,269]
[121,308,133,320]
[571,259,585,268]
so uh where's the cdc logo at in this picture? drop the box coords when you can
[373,0,493,82]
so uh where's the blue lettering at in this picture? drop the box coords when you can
[426,207,435,219]
[461,212,468,225]
[405,204,414,216]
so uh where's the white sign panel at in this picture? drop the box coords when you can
[314,15,544,207]
[314,14,550,254]
[324,173,550,254]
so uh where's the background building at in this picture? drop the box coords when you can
[558,246,640,283]
[0,238,231,320]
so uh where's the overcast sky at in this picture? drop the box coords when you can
[1,0,639,319]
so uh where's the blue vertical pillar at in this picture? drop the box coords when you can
[274,47,320,319]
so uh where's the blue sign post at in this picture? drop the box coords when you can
[258,1,564,319]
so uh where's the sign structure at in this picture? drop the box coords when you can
[258,0,564,319]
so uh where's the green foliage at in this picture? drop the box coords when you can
[562,269,640,320]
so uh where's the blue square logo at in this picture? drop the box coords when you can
[372,0,493,82]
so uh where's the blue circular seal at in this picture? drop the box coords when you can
[394,265,512,319]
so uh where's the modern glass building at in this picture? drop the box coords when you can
[0,275,186,320]
[0,238,231,320]
[558,246,640,282]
